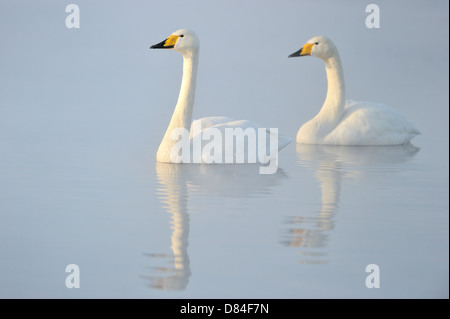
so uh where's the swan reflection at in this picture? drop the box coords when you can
[281,143,420,264]
[144,163,287,290]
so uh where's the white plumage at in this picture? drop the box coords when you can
[151,29,291,163]
[289,36,419,145]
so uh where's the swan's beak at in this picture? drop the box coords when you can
[150,34,179,49]
[288,43,314,58]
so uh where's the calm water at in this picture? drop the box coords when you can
[0,136,447,298]
[0,1,448,298]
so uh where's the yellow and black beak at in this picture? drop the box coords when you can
[288,43,314,58]
[150,34,180,49]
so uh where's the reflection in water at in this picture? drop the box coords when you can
[145,164,191,290]
[281,143,420,264]
[143,163,287,290]
[281,159,340,262]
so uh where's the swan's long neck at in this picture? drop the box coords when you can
[157,51,198,162]
[169,53,198,130]
[314,53,345,135]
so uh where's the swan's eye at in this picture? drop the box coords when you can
[315,42,319,45]
[179,35,184,38]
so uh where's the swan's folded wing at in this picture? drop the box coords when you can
[191,117,292,152]
[326,101,420,145]
[190,116,237,132]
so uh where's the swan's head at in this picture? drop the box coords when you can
[288,36,337,60]
[150,29,199,56]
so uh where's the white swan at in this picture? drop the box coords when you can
[289,36,420,145]
[150,29,291,164]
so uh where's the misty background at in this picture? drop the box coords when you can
[0,0,448,298]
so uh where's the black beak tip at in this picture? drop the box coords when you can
[288,49,303,58]
[150,40,169,50]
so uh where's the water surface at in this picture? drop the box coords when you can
[0,0,448,298]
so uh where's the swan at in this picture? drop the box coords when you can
[150,29,291,166]
[289,36,420,145]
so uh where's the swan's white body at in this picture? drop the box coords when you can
[151,29,291,163]
[289,36,419,145]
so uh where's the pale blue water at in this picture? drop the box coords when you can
[0,1,448,298]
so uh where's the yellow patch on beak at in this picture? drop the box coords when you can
[300,43,314,56]
[164,34,180,47]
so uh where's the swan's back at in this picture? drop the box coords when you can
[189,117,291,164]
[322,100,420,145]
